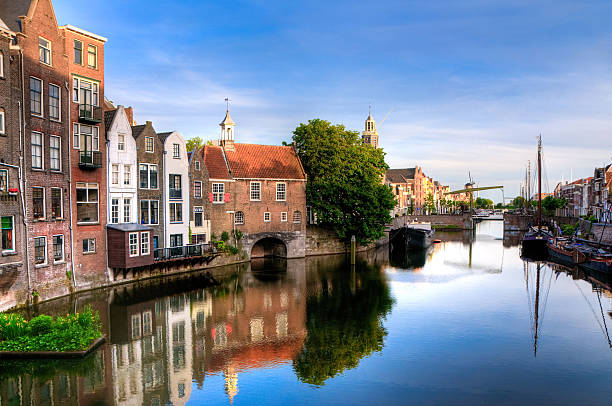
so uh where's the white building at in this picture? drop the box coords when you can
[159,131,189,248]
[106,106,138,225]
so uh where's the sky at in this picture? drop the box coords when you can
[53,0,612,202]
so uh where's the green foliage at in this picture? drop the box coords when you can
[586,215,599,223]
[541,196,567,216]
[292,119,396,245]
[424,193,436,214]
[432,224,461,230]
[221,231,230,242]
[186,136,204,152]
[562,224,578,236]
[226,245,240,255]
[0,307,102,352]
[211,233,217,241]
[475,197,494,209]
[233,230,243,241]
[512,196,526,208]
[293,262,394,386]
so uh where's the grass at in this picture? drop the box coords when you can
[0,307,102,352]
[432,224,462,230]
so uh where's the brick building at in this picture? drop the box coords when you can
[61,24,108,287]
[385,167,426,213]
[132,121,165,250]
[188,146,210,243]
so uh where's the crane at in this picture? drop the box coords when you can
[445,173,504,213]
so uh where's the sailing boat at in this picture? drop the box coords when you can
[521,135,553,259]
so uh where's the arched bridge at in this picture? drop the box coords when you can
[241,231,305,259]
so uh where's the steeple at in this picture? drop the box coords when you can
[219,98,236,151]
[362,107,379,148]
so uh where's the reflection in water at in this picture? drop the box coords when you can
[1,221,611,405]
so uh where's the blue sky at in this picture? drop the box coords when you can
[54,0,612,201]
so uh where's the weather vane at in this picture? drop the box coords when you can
[225,97,231,110]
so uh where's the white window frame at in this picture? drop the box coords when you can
[264,212,271,222]
[31,131,43,170]
[281,212,287,222]
[194,181,202,198]
[173,143,180,158]
[123,198,131,223]
[293,210,302,224]
[169,202,183,223]
[0,51,4,78]
[276,182,287,201]
[141,232,150,255]
[112,164,119,185]
[145,137,154,153]
[73,78,99,106]
[83,238,96,254]
[129,232,139,257]
[30,77,43,117]
[73,123,80,149]
[140,200,159,225]
[0,110,5,134]
[50,187,63,219]
[118,134,125,151]
[49,83,61,121]
[34,236,47,266]
[0,169,7,192]
[111,198,119,224]
[124,165,131,186]
[194,206,203,227]
[235,211,244,225]
[39,37,52,66]
[250,181,261,201]
[212,183,224,203]
[32,186,45,220]
[76,182,99,224]
[139,164,158,190]
[49,135,61,171]
[52,234,64,264]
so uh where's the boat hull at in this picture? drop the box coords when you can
[547,242,576,267]
[579,258,612,274]
[406,228,434,249]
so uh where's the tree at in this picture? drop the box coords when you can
[186,136,204,152]
[475,197,494,209]
[424,193,436,214]
[512,196,525,208]
[542,196,567,216]
[292,119,396,245]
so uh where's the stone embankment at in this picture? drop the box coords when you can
[392,214,473,230]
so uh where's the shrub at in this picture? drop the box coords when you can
[221,231,230,242]
[562,224,577,236]
[233,230,243,241]
[28,314,55,336]
[0,313,28,341]
[586,215,599,223]
[211,233,217,241]
[226,245,239,255]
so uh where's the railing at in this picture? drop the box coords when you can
[169,188,182,199]
[154,243,214,261]
[78,104,103,123]
[78,150,102,169]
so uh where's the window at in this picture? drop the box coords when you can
[34,236,46,265]
[30,77,42,116]
[124,165,131,185]
[173,144,180,158]
[124,198,131,223]
[87,45,97,68]
[0,51,3,77]
[111,198,119,223]
[140,200,159,225]
[281,212,287,222]
[73,78,99,106]
[195,161,200,170]
[192,234,206,244]
[33,187,45,220]
[129,233,139,257]
[74,40,83,64]
[73,123,79,149]
[0,110,5,134]
[250,182,261,201]
[145,137,154,153]
[112,164,119,185]
[169,203,183,223]
[50,135,60,171]
[31,132,43,169]
[76,182,98,223]
[53,235,64,263]
[141,232,150,255]
[139,164,158,189]
[83,238,96,253]
[194,207,203,227]
[170,234,183,247]
[264,212,271,222]
[293,210,302,224]
[51,188,62,219]
[235,211,244,225]
[1,216,14,251]
[118,134,125,151]
[49,84,60,120]
[73,123,99,152]
[169,174,182,199]
[276,183,286,201]
[194,181,202,198]
[0,169,7,191]
[212,183,224,203]
[39,37,51,65]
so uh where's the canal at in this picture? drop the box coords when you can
[1,220,611,405]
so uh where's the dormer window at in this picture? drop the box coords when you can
[39,37,51,65]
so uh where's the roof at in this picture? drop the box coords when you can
[107,223,152,232]
[131,124,147,139]
[220,110,235,126]
[203,145,231,180]
[0,0,31,32]
[223,143,306,180]
[157,132,173,143]
[59,24,107,42]
[386,168,416,183]
[104,109,117,133]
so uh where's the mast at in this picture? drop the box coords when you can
[538,135,542,231]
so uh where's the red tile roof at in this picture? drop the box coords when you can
[203,145,231,180]
[224,143,306,180]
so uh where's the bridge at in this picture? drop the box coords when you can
[241,231,306,259]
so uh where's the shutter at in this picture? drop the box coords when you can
[224,193,231,202]
[209,193,214,203]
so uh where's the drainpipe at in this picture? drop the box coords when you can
[17,50,31,295]
[65,81,77,289]
[104,137,110,283]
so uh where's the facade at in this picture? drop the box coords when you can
[106,106,137,226]
[385,167,425,214]
[591,165,611,221]
[159,131,189,249]
[361,111,379,148]
[188,147,210,243]
[133,121,165,250]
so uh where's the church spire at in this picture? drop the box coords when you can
[219,98,236,151]
[362,108,379,148]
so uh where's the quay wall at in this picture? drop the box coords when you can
[503,214,532,231]
[392,214,473,230]
[305,225,389,256]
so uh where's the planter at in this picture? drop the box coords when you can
[0,336,105,360]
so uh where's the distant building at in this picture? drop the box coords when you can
[361,111,379,148]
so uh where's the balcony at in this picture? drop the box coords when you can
[169,188,182,200]
[78,104,102,124]
[79,150,103,169]
[154,243,214,261]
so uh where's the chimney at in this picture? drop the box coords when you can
[124,107,134,126]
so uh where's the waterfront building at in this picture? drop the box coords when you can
[105,106,137,226]
[385,169,415,216]
[591,164,611,221]
[158,131,189,250]
[188,146,210,243]
[60,23,109,287]
[385,167,425,214]
[362,110,379,148]
[133,120,165,250]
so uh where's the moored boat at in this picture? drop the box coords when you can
[546,238,586,268]
[406,223,435,249]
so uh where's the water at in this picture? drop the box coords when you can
[1,220,611,405]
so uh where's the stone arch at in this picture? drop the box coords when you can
[250,237,287,259]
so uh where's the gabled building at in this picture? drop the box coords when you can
[158,131,189,249]
[592,164,611,221]
[132,120,164,250]
[188,146,210,244]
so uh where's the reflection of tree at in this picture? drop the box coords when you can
[293,263,394,385]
